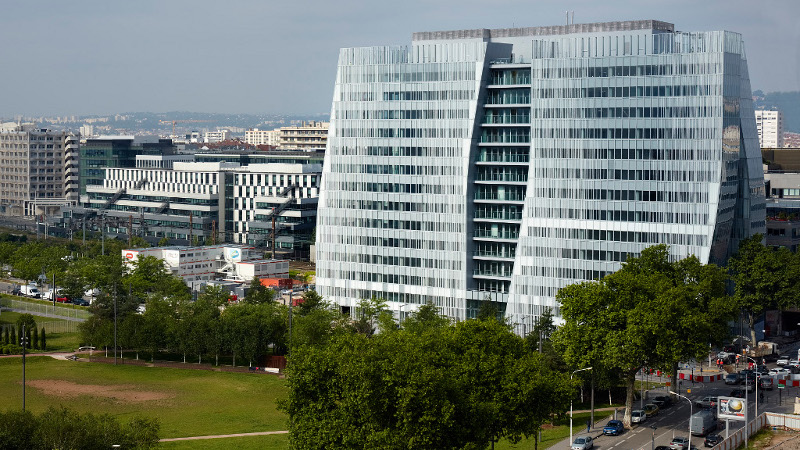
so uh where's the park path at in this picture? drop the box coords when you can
[159,430,289,442]
[2,306,86,322]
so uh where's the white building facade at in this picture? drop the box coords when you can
[122,244,289,284]
[245,128,281,146]
[315,20,766,331]
[755,110,784,148]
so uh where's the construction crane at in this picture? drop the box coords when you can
[158,119,212,137]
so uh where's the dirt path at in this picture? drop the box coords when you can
[159,430,289,442]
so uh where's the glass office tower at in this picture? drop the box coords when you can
[316,20,765,332]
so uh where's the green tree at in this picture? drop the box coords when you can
[351,296,390,336]
[283,317,571,449]
[32,327,39,350]
[401,301,450,334]
[40,327,46,351]
[157,237,170,247]
[553,245,733,427]
[3,327,8,345]
[10,327,16,348]
[296,289,324,316]
[728,234,800,346]
[79,315,113,351]
[244,276,275,304]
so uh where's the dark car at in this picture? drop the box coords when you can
[704,433,723,447]
[724,373,742,385]
[652,395,672,408]
[729,389,746,398]
[603,420,624,436]
[72,299,90,307]
[655,447,672,450]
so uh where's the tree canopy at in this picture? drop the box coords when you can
[283,313,572,449]
[553,245,733,427]
[728,234,800,345]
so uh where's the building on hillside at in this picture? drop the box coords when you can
[278,121,328,151]
[0,122,80,217]
[245,128,281,146]
[122,244,289,286]
[315,20,766,332]
[204,129,230,144]
[755,110,784,148]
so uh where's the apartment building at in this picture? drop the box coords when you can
[0,122,79,216]
[279,121,328,151]
[245,128,281,147]
[315,20,766,331]
[755,110,784,148]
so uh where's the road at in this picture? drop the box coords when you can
[560,368,798,450]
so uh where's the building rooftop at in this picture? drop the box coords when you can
[412,20,675,41]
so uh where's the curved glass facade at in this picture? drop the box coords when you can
[316,21,765,332]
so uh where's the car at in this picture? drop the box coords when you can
[653,395,672,408]
[603,420,624,436]
[670,437,691,449]
[769,368,790,377]
[724,373,742,385]
[789,359,800,368]
[571,436,594,450]
[760,377,774,390]
[644,403,659,417]
[777,355,790,366]
[704,433,723,447]
[72,299,89,307]
[730,388,745,398]
[77,346,96,352]
[742,380,756,393]
[631,409,647,424]
[695,396,718,410]
[655,446,672,450]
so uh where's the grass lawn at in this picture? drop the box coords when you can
[0,356,288,439]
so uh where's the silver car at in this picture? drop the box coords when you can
[631,409,646,424]
[572,436,594,450]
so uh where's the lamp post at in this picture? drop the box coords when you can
[570,367,593,448]
[745,355,759,447]
[670,390,692,450]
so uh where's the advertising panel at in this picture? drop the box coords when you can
[717,396,746,421]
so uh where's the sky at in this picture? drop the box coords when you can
[1,0,798,117]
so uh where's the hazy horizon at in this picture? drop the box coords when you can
[2,0,798,117]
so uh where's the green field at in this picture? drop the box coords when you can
[0,357,288,440]
[0,355,614,449]
[0,310,82,352]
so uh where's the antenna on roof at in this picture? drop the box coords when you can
[571,11,575,25]
[565,11,569,26]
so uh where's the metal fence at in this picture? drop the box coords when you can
[0,320,79,334]
[0,297,90,320]
[714,412,800,450]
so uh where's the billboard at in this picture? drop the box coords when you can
[717,396,746,421]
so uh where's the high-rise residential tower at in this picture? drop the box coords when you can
[755,110,784,148]
[316,20,766,332]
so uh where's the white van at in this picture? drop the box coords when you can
[20,285,40,298]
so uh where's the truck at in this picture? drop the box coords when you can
[690,410,717,436]
[19,285,40,298]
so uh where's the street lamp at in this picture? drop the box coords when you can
[669,390,693,450]
[570,367,593,449]
[744,355,759,448]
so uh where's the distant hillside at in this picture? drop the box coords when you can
[753,90,800,133]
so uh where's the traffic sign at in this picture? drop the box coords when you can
[779,384,785,389]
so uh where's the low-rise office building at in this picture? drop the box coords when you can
[122,244,289,285]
